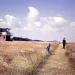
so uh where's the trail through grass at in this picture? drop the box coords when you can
[33,44,75,75]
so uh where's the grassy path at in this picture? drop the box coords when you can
[33,44,75,75]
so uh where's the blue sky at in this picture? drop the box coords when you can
[0,0,75,42]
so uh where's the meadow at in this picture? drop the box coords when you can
[0,41,59,75]
[66,43,75,63]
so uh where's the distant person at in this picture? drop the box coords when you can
[46,43,52,54]
[62,37,66,49]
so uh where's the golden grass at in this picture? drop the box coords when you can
[0,41,59,75]
[66,43,75,63]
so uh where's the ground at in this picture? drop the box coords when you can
[33,44,75,75]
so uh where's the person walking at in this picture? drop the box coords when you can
[46,43,52,54]
[62,37,66,49]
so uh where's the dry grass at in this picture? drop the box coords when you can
[0,41,59,75]
[66,43,75,63]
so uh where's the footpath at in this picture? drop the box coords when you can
[33,44,75,75]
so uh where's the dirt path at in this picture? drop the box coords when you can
[34,44,75,75]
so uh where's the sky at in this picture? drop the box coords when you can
[0,0,75,42]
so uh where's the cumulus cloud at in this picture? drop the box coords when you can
[25,6,67,33]
[5,15,16,26]
[70,22,75,27]
[24,6,40,32]
[22,6,67,34]
[28,6,39,18]
[27,6,39,24]
[0,6,74,41]
[0,19,5,27]
[51,17,66,24]
[0,14,22,28]
[40,16,66,26]
[39,16,67,33]
[42,25,58,32]
[33,21,42,27]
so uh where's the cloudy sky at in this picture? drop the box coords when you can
[0,0,75,42]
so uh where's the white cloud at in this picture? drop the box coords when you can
[28,6,39,18]
[40,16,66,26]
[70,22,75,27]
[23,6,40,32]
[38,16,67,33]
[24,26,33,32]
[5,15,16,26]
[42,25,58,32]
[33,21,41,27]
[27,6,39,26]
[0,14,22,28]
[0,6,74,41]
[0,19,5,27]
[5,15,22,28]
[0,12,67,41]
[25,7,67,33]
[51,17,66,24]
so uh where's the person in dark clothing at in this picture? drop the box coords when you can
[46,43,52,54]
[62,38,66,49]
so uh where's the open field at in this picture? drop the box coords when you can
[66,43,75,63]
[0,41,59,75]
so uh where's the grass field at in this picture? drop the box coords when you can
[66,43,75,63]
[0,41,59,75]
